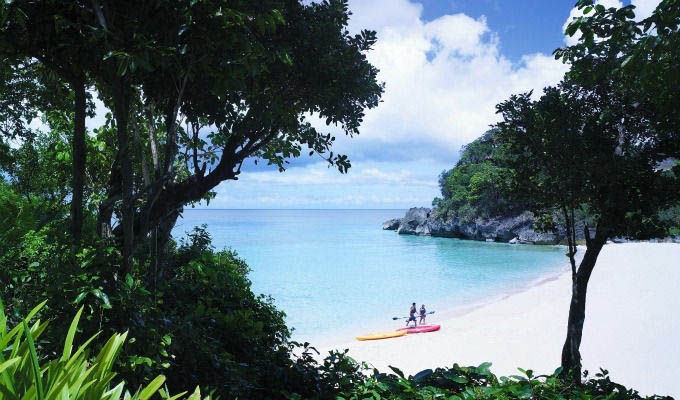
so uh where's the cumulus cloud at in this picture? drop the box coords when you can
[326,0,570,163]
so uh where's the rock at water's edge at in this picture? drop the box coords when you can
[383,209,564,245]
[396,207,431,235]
[382,208,676,245]
[382,218,401,230]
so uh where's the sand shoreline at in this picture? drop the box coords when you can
[319,243,680,398]
[307,246,571,349]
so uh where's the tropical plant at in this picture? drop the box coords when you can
[0,299,207,400]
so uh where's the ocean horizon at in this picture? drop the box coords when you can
[175,209,568,345]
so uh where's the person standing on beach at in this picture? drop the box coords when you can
[406,303,417,327]
[419,304,427,325]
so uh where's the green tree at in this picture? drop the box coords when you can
[496,0,680,376]
[0,0,383,275]
[0,1,384,396]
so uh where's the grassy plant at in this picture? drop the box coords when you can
[0,299,205,400]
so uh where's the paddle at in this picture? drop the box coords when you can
[392,311,435,320]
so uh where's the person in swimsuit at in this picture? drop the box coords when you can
[406,302,417,327]
[419,304,427,325]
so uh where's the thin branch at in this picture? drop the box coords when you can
[163,68,191,175]
[192,122,200,175]
[132,105,151,186]
[90,0,108,30]
[144,102,160,177]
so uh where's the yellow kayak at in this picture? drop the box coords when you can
[356,330,407,341]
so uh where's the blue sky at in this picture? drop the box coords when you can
[415,0,575,61]
[201,0,659,210]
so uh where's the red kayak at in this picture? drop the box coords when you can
[397,324,440,334]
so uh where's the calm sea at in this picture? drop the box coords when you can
[175,209,567,345]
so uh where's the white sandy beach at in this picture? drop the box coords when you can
[321,242,680,398]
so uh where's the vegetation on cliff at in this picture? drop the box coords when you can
[432,130,524,223]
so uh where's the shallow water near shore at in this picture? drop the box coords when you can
[175,209,567,345]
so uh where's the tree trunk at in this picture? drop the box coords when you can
[155,208,180,281]
[70,79,87,244]
[560,234,606,382]
[113,85,134,275]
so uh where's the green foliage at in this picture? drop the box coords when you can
[120,226,296,398]
[659,205,680,236]
[433,130,522,222]
[0,300,206,400]
[0,209,328,398]
[327,360,672,400]
[0,0,385,261]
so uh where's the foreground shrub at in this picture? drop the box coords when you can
[321,360,673,400]
[0,299,206,400]
[0,220,319,398]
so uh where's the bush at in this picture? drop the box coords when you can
[0,299,206,400]
[326,360,673,400]
[123,226,296,398]
[0,217,326,399]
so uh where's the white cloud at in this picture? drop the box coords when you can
[240,162,437,187]
[205,159,447,209]
[336,1,569,160]
[631,0,661,19]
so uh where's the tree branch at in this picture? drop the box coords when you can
[90,0,108,30]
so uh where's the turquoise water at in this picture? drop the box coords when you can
[175,209,567,344]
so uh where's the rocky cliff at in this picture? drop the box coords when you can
[383,207,573,245]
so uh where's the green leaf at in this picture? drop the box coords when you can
[447,375,468,384]
[0,357,20,375]
[388,365,405,378]
[413,369,433,383]
[74,292,87,304]
[566,21,580,36]
[92,289,112,309]
[62,306,83,361]
[476,362,492,375]
[138,375,166,400]
[125,273,134,288]
[22,320,44,400]
[621,54,635,68]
